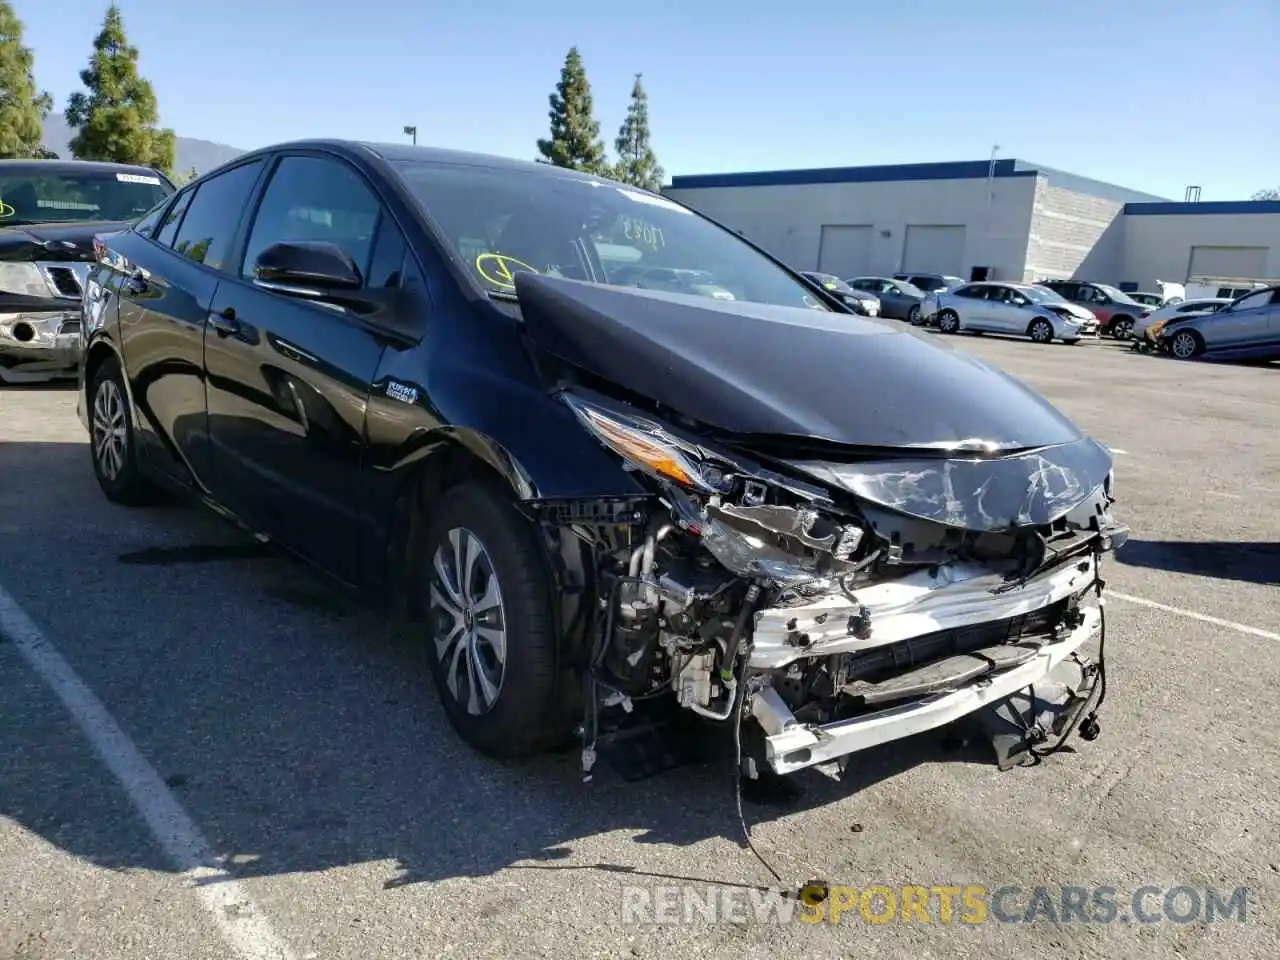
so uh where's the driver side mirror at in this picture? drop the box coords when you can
[253,241,363,296]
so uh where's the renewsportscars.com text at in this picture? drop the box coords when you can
[620,884,1249,926]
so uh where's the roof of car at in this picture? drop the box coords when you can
[0,158,166,176]
[233,139,620,184]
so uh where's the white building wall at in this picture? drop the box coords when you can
[664,176,1039,282]
[1119,213,1280,288]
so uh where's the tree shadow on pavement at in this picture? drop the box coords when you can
[1116,538,1280,586]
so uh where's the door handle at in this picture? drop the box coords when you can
[124,270,149,295]
[208,307,240,337]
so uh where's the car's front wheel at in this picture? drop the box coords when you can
[1169,330,1203,360]
[937,309,960,333]
[88,358,161,505]
[907,304,921,324]
[419,482,563,759]
[1028,318,1055,344]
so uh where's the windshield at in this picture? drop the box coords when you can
[394,161,830,311]
[1095,283,1138,305]
[0,168,172,226]
[894,280,924,297]
[1024,285,1068,304]
[941,276,965,288]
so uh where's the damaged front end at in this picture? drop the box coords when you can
[559,388,1128,779]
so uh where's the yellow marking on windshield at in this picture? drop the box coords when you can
[0,201,14,219]
[475,253,538,288]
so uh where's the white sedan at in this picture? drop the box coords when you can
[925,282,1098,344]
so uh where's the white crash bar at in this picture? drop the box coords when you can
[751,604,1100,776]
[750,553,1099,669]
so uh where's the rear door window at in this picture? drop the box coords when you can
[169,160,265,272]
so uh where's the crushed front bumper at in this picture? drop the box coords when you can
[746,554,1103,774]
[751,605,1098,774]
[0,309,82,383]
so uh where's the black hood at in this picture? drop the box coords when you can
[514,274,1085,451]
[0,220,129,262]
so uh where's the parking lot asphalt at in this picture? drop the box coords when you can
[1,333,1277,960]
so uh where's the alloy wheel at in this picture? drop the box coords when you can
[1112,318,1133,339]
[939,311,959,333]
[429,527,508,716]
[92,379,128,481]
[1030,320,1053,343]
[1171,331,1199,359]
[908,305,920,323]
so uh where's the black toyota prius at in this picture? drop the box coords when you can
[81,140,1123,781]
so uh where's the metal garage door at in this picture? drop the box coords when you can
[902,225,966,276]
[818,225,873,276]
[1187,245,1269,280]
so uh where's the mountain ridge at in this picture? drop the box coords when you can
[40,114,246,177]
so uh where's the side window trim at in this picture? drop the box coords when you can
[233,149,431,299]
[133,193,177,239]
[165,158,269,276]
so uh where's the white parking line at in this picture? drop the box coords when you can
[1109,590,1280,643]
[0,585,296,960]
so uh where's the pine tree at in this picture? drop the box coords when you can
[0,2,53,159]
[612,74,664,191]
[64,3,175,172]
[536,47,607,175]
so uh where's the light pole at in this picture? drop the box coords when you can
[403,125,417,145]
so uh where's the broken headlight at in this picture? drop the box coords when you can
[562,393,731,494]
[562,392,868,585]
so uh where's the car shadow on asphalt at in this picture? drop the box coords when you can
[1116,538,1280,586]
[0,440,1058,894]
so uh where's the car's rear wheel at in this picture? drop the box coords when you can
[419,482,562,759]
[1028,318,1055,343]
[907,304,921,324]
[937,309,960,333]
[88,358,161,505]
[1170,329,1203,360]
[1111,316,1134,340]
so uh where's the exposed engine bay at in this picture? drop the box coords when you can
[553,387,1129,780]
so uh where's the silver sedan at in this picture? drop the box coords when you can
[927,282,1098,344]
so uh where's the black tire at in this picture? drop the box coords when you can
[1169,329,1203,360]
[88,357,161,505]
[1027,318,1054,344]
[907,304,921,324]
[418,482,562,759]
[937,309,960,334]
[1110,316,1134,340]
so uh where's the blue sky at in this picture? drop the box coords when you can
[20,0,1279,200]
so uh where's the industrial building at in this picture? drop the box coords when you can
[662,159,1280,290]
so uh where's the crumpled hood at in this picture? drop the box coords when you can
[514,273,1086,451]
[0,220,130,262]
[1055,302,1095,321]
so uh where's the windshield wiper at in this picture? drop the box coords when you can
[487,289,519,302]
